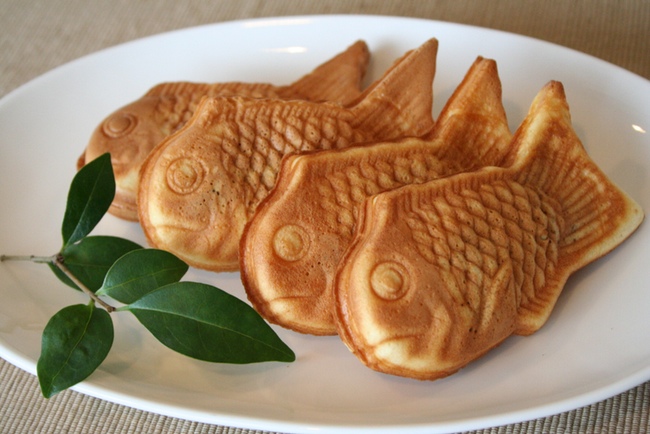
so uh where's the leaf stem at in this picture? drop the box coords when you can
[51,254,116,313]
[1,254,54,263]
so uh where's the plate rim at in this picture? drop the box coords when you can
[1,14,648,434]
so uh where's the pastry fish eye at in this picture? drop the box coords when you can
[166,157,206,194]
[102,112,138,138]
[272,224,310,262]
[370,261,410,301]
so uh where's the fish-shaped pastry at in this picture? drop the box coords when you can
[334,81,644,380]
[240,57,514,336]
[79,40,371,221]
[138,38,439,272]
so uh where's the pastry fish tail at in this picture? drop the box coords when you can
[281,40,370,105]
[510,81,644,333]
[348,38,438,141]
[427,56,512,169]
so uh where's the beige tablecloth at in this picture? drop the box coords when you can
[1,1,648,433]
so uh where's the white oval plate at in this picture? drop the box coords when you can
[0,15,648,434]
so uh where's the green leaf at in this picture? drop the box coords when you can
[49,236,142,292]
[125,282,295,364]
[61,153,115,248]
[37,303,114,398]
[97,249,188,304]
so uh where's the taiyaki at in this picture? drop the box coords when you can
[138,38,439,271]
[80,40,371,221]
[240,57,513,335]
[334,81,644,380]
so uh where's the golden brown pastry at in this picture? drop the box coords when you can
[240,57,513,335]
[80,40,370,221]
[138,38,439,271]
[334,81,644,380]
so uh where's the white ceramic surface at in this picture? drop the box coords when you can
[0,15,648,434]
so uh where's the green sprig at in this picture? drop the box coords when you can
[1,152,295,398]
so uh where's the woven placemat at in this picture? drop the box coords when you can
[1,1,648,433]
[1,0,648,97]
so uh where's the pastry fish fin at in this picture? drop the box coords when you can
[348,38,437,140]
[428,56,512,168]
[477,261,519,335]
[282,40,370,105]
[510,81,644,334]
[144,81,212,97]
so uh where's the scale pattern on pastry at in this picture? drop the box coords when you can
[80,40,370,221]
[138,39,439,271]
[334,81,644,380]
[241,56,514,335]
